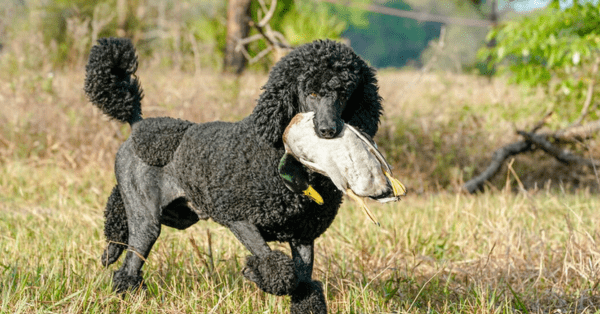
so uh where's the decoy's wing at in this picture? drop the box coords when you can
[295,157,328,177]
[288,143,348,193]
[346,124,393,175]
[347,124,407,197]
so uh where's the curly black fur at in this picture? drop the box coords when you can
[85,38,383,312]
[101,185,128,267]
[290,281,327,314]
[252,40,382,144]
[243,250,298,296]
[84,37,143,124]
[131,117,193,167]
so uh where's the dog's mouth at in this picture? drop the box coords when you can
[312,118,344,139]
[300,93,346,139]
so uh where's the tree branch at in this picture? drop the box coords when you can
[463,141,532,193]
[463,113,600,194]
[248,45,273,64]
[517,131,600,168]
[257,0,278,27]
[555,119,600,142]
[236,0,292,64]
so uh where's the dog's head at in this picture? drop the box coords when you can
[297,73,348,139]
[253,39,383,144]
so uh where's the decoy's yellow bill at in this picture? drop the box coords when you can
[385,172,407,196]
[303,185,324,205]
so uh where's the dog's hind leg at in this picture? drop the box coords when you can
[111,179,162,293]
[101,185,128,267]
[111,143,163,293]
[289,241,327,314]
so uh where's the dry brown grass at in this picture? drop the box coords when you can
[2,65,596,193]
[0,68,265,172]
[2,1,600,312]
[376,70,599,192]
[1,65,600,313]
[2,167,600,312]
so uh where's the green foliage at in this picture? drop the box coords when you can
[1,0,149,69]
[325,0,371,28]
[479,1,600,123]
[279,1,347,46]
[3,0,356,71]
[175,1,228,71]
[2,0,231,70]
[186,16,227,71]
[41,0,99,46]
[39,0,147,67]
[342,1,442,68]
[410,0,489,71]
[246,0,354,68]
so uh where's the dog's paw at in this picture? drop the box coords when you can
[101,243,125,267]
[290,281,327,314]
[243,250,298,296]
[112,269,146,294]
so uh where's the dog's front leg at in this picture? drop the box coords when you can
[228,220,298,296]
[289,241,327,314]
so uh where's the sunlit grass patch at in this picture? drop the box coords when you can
[0,64,599,312]
[318,191,600,313]
[2,168,600,313]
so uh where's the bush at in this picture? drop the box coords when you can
[242,0,351,70]
[478,0,600,125]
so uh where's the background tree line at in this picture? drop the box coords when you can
[0,0,506,72]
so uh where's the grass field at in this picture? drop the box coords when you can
[1,66,600,313]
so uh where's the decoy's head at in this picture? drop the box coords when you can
[278,153,324,205]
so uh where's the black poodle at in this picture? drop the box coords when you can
[84,37,382,313]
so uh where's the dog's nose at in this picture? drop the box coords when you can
[318,126,337,138]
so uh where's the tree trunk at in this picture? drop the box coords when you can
[224,0,252,74]
[487,0,498,47]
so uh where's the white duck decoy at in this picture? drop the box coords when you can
[280,112,406,226]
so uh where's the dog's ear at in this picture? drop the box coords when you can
[251,71,298,146]
[342,63,383,138]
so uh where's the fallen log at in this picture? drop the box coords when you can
[463,118,600,194]
[463,141,531,193]
[554,119,600,142]
[517,131,600,168]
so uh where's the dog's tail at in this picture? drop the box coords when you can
[101,185,129,267]
[84,37,143,125]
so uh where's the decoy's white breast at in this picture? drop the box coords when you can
[283,112,390,198]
